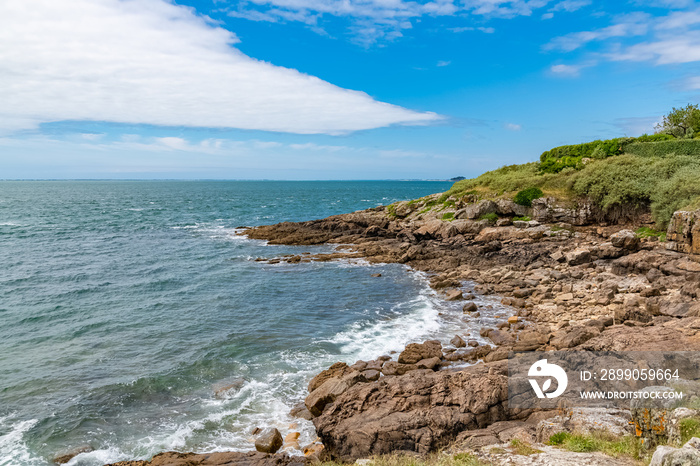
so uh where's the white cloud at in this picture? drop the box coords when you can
[610,34,700,64]
[550,63,582,76]
[541,12,554,19]
[550,0,591,12]
[544,12,650,52]
[448,26,495,33]
[504,122,522,131]
[437,60,452,67]
[227,0,541,44]
[0,0,440,136]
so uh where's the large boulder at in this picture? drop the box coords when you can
[398,340,443,364]
[255,428,284,453]
[455,200,497,220]
[308,362,352,392]
[610,229,640,250]
[313,361,520,461]
[532,197,598,225]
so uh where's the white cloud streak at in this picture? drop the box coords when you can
[0,0,440,136]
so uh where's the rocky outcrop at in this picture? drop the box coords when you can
[531,197,599,226]
[666,210,700,254]
[312,361,528,461]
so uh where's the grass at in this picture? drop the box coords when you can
[386,204,397,218]
[442,212,455,221]
[547,432,646,461]
[513,216,531,222]
[509,439,541,456]
[635,226,666,241]
[320,452,492,466]
[679,417,700,444]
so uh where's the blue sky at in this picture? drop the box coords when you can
[1,0,700,179]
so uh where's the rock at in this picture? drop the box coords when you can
[566,248,592,266]
[398,340,443,364]
[308,362,353,392]
[302,443,324,458]
[255,428,284,453]
[312,361,516,461]
[610,229,640,250]
[463,302,478,313]
[53,445,93,464]
[213,378,246,398]
[361,370,381,381]
[532,196,598,225]
[305,378,350,416]
[290,402,314,421]
[371,273,382,277]
[283,432,301,450]
[535,408,633,443]
[467,339,479,347]
[508,316,519,324]
[631,386,678,446]
[550,326,600,349]
[456,200,498,220]
[106,451,310,466]
[444,289,463,301]
[666,210,700,254]
[416,357,441,370]
[485,329,514,346]
[349,360,368,371]
[450,335,466,348]
[650,437,700,466]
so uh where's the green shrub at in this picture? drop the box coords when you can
[625,139,700,157]
[539,138,634,173]
[547,432,571,445]
[442,212,454,221]
[636,133,675,143]
[514,187,544,206]
[479,212,498,223]
[386,204,397,218]
[513,216,531,221]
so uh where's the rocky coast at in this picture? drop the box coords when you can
[107,192,700,465]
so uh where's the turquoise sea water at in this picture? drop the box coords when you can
[0,181,502,465]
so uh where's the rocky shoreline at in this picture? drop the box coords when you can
[105,194,700,465]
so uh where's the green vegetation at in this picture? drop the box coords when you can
[626,139,700,158]
[679,417,700,445]
[386,204,397,218]
[635,226,666,241]
[509,439,542,455]
[656,103,700,138]
[479,212,499,223]
[514,187,543,207]
[513,216,531,222]
[442,212,455,221]
[321,452,491,466]
[547,432,645,461]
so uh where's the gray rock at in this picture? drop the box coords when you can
[254,427,283,453]
[610,229,640,250]
[650,437,700,466]
[398,340,443,364]
[456,200,498,220]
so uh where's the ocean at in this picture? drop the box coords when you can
[0,181,505,466]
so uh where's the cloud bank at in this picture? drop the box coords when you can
[0,0,440,135]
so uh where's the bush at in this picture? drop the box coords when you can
[514,187,543,206]
[539,138,634,173]
[479,212,498,223]
[625,139,700,157]
[547,432,570,445]
[635,133,675,143]
[442,212,454,221]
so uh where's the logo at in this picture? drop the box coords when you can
[528,359,568,399]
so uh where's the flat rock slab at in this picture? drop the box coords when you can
[481,444,637,465]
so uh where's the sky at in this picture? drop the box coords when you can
[1,0,700,180]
